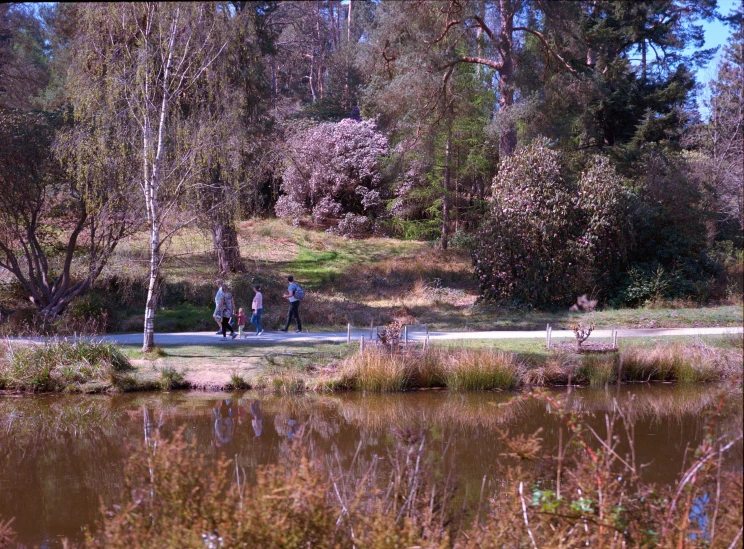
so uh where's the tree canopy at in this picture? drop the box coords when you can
[0,0,741,333]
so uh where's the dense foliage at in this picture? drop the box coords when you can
[275,119,389,235]
[0,1,741,334]
[473,141,630,306]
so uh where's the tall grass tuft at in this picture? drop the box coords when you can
[523,354,571,386]
[576,354,618,386]
[341,350,412,392]
[442,348,523,391]
[620,342,739,383]
[409,347,446,388]
[159,366,188,390]
[227,372,251,390]
[0,338,132,391]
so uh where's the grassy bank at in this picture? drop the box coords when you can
[2,335,741,394]
[338,339,742,392]
[1,391,740,548]
[1,219,741,336]
[0,338,143,393]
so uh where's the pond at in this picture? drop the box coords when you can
[1,384,742,548]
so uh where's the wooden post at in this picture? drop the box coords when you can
[612,328,618,348]
[360,335,365,354]
[404,325,408,347]
[546,324,550,349]
[548,326,552,348]
[347,323,351,344]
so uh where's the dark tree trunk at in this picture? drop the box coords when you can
[211,220,242,275]
[498,0,516,158]
[441,129,451,250]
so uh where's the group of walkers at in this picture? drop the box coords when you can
[213,276,303,340]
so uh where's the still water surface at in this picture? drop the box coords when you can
[1,384,741,547]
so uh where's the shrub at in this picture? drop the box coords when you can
[0,516,15,547]
[473,143,630,306]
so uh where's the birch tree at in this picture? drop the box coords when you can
[67,3,226,350]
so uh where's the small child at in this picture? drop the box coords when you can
[237,307,247,339]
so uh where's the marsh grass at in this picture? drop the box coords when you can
[341,347,523,392]
[341,350,412,392]
[522,354,571,386]
[576,353,619,386]
[442,348,523,391]
[620,342,739,383]
[270,371,306,394]
[334,339,740,393]
[0,338,132,391]
[227,372,251,390]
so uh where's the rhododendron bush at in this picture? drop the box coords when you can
[275,119,389,235]
[473,140,629,306]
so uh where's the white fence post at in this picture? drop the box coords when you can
[404,325,408,347]
[546,324,550,349]
[347,323,351,344]
[360,335,365,354]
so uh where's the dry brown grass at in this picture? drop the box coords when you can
[620,341,742,383]
[522,355,571,386]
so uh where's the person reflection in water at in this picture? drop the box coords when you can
[286,419,298,441]
[213,399,242,447]
[250,399,263,437]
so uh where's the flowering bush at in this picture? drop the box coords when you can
[473,140,629,306]
[276,119,389,235]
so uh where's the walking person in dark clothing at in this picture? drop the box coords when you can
[219,285,238,340]
[279,275,302,333]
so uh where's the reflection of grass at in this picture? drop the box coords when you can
[78,390,742,549]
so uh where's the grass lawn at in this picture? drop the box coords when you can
[2,219,742,335]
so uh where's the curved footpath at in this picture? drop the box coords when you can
[41,325,743,346]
